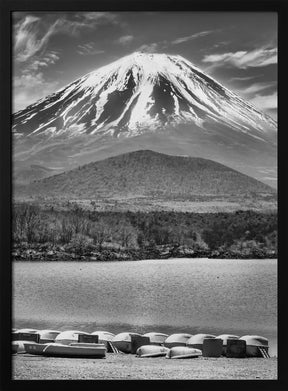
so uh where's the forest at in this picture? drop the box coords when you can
[12,202,278,260]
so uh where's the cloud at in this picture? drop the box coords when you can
[14,16,61,62]
[202,47,277,69]
[28,51,60,70]
[13,72,59,112]
[14,12,121,62]
[116,35,134,45]
[137,43,160,53]
[77,42,104,56]
[171,30,215,45]
[249,91,277,111]
[238,82,276,96]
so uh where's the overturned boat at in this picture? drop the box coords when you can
[136,345,170,358]
[166,346,202,359]
[24,342,106,358]
[143,332,168,346]
[164,333,192,348]
[186,333,216,350]
[216,334,239,355]
[54,330,90,345]
[38,329,61,343]
[239,335,270,357]
[112,332,149,354]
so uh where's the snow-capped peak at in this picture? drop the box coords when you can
[13,51,277,140]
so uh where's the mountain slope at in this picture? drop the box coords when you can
[13,52,276,138]
[17,150,275,202]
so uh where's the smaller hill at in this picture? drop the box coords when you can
[17,150,275,204]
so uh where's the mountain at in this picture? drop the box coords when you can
[16,150,276,212]
[13,52,277,187]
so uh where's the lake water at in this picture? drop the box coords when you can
[13,258,277,356]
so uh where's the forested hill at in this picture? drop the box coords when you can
[17,150,275,200]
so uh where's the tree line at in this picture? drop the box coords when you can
[12,203,277,258]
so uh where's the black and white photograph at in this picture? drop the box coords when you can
[2,3,282,384]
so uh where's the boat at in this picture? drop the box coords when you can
[136,345,170,358]
[91,331,115,343]
[38,329,61,343]
[54,330,89,345]
[166,346,202,359]
[112,332,143,353]
[23,342,48,355]
[15,328,39,334]
[239,335,270,357]
[143,332,168,345]
[216,334,239,355]
[12,340,37,354]
[40,343,106,358]
[186,333,216,350]
[163,333,192,348]
[91,331,118,352]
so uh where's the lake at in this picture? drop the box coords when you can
[13,258,277,356]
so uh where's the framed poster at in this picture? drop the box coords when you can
[1,0,286,389]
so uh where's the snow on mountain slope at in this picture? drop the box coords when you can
[13,52,277,140]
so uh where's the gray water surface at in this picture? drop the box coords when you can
[13,258,277,355]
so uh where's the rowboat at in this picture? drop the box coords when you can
[163,333,192,348]
[143,332,168,345]
[24,342,48,355]
[186,333,216,350]
[166,346,202,359]
[38,329,61,343]
[54,330,89,345]
[239,335,270,357]
[12,340,37,354]
[136,345,169,357]
[112,332,143,353]
[40,343,106,358]
[216,334,239,355]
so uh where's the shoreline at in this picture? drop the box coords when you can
[13,354,277,380]
[12,243,277,262]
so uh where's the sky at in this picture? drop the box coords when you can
[13,11,277,120]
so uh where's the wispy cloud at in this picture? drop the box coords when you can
[249,91,277,110]
[14,16,62,62]
[116,35,134,45]
[14,13,121,62]
[202,46,277,69]
[77,42,104,56]
[238,81,276,96]
[171,30,216,45]
[13,72,59,112]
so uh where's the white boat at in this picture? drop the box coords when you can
[164,333,192,348]
[239,335,270,357]
[91,330,115,342]
[136,345,170,358]
[216,334,239,355]
[112,332,143,353]
[143,332,168,345]
[54,330,89,345]
[39,329,61,343]
[166,346,202,359]
[186,333,216,350]
[41,343,106,358]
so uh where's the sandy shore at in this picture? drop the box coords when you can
[13,353,277,380]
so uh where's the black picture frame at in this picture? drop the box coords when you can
[1,1,287,390]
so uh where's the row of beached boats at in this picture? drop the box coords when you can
[12,328,270,359]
